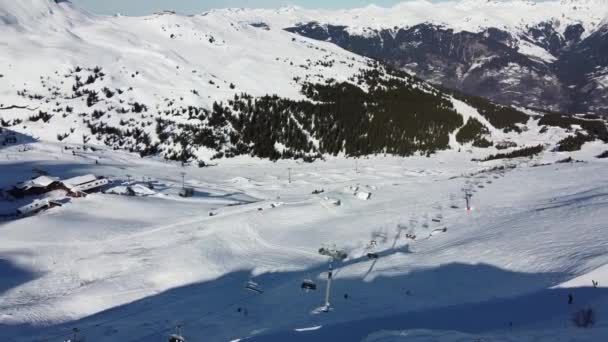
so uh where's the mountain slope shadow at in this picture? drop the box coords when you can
[5,261,605,342]
[0,128,37,151]
[250,265,607,341]
[0,257,41,296]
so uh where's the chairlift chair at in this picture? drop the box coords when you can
[169,334,186,342]
[245,280,264,294]
[367,253,379,260]
[301,279,317,291]
[169,326,186,342]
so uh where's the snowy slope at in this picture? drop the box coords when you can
[0,0,90,30]
[0,0,381,160]
[0,134,607,342]
[0,0,368,104]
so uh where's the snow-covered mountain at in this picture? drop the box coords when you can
[215,0,607,38]
[230,0,608,114]
[2,0,606,165]
[0,0,376,161]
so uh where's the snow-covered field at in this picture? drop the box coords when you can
[1,137,607,342]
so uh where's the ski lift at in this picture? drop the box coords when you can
[301,279,317,291]
[169,334,186,342]
[245,280,264,294]
[169,325,186,342]
[64,328,84,342]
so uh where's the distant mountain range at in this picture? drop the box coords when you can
[223,0,608,115]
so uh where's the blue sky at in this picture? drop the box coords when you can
[72,0,414,15]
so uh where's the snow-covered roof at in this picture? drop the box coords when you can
[71,178,109,192]
[62,174,98,188]
[16,176,60,190]
[49,197,71,206]
[105,184,156,196]
[17,199,49,214]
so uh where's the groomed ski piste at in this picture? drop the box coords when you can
[1,134,608,342]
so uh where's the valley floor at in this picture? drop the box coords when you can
[1,140,607,341]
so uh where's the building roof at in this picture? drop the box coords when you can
[62,174,98,188]
[17,199,50,214]
[16,176,60,190]
[49,197,71,206]
[71,178,109,192]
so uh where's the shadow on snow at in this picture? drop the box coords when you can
[0,256,41,296]
[2,259,607,342]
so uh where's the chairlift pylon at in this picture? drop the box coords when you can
[169,325,186,342]
[64,328,83,342]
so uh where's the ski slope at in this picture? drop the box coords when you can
[1,136,607,341]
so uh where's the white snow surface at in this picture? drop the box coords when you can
[0,134,607,341]
[517,40,557,63]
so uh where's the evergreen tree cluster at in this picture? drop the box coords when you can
[448,89,528,132]
[478,145,544,162]
[157,69,465,161]
[538,114,608,142]
[9,63,536,163]
[555,133,595,152]
[456,117,493,147]
[28,111,53,123]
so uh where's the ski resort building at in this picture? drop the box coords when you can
[9,174,108,199]
[16,198,70,217]
[62,174,109,196]
[16,199,50,216]
[9,176,64,198]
